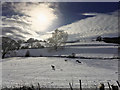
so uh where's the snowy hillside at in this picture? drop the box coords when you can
[58,13,118,41]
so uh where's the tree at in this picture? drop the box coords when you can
[35,42,43,48]
[2,37,19,58]
[46,29,68,50]
[17,39,23,49]
[27,38,35,48]
[96,36,102,41]
[25,50,30,57]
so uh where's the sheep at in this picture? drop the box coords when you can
[76,60,81,63]
[65,59,68,62]
[51,65,55,70]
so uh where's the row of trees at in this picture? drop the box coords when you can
[2,29,68,58]
[96,36,120,44]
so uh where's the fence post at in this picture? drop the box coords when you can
[111,85,119,90]
[116,81,120,88]
[38,83,41,90]
[79,80,82,90]
[99,83,105,90]
[107,82,111,90]
[69,83,73,90]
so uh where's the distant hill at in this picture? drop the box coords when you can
[58,11,118,41]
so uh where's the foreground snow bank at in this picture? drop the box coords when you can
[2,57,118,88]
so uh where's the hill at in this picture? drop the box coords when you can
[58,12,118,41]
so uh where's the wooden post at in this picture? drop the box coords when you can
[111,85,118,90]
[116,81,120,88]
[107,82,111,90]
[99,83,105,90]
[69,83,73,90]
[31,85,34,89]
[38,83,41,90]
[79,80,82,90]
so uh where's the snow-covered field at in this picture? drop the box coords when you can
[14,42,118,59]
[2,57,118,88]
[2,42,119,88]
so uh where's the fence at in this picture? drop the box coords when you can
[1,80,120,90]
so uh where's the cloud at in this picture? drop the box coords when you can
[2,2,60,40]
[81,13,99,16]
[82,10,120,16]
[11,2,59,32]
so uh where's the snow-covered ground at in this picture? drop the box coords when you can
[2,42,119,88]
[2,57,118,88]
[13,42,118,59]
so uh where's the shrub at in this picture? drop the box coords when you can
[25,50,30,57]
[67,53,76,58]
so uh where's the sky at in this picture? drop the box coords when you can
[2,2,119,40]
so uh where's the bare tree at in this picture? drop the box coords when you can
[27,38,35,48]
[2,37,19,58]
[35,42,42,48]
[17,39,24,49]
[46,29,68,50]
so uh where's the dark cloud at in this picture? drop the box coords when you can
[2,26,31,35]
[2,27,15,34]
[3,19,30,26]
[2,16,30,26]
[13,34,25,38]
[5,34,26,40]
[2,2,24,16]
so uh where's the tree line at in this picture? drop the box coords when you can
[96,36,120,44]
[2,29,68,59]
